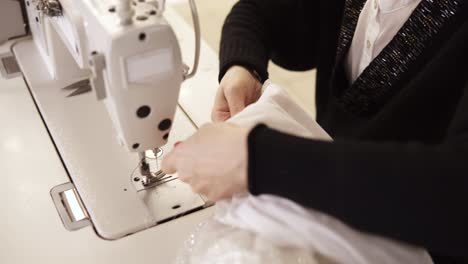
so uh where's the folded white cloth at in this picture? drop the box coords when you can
[227,81,332,141]
[177,82,433,264]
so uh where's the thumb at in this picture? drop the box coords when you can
[212,88,231,122]
[161,150,178,174]
[226,93,246,117]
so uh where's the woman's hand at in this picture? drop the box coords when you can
[212,66,262,122]
[161,123,249,201]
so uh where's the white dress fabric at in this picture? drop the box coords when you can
[176,82,433,264]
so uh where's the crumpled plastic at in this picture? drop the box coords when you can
[176,219,325,264]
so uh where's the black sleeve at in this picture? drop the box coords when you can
[247,83,468,258]
[219,0,320,82]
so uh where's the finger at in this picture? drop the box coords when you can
[176,168,192,181]
[178,173,191,184]
[212,110,231,123]
[226,92,246,117]
[201,188,222,202]
[191,182,209,196]
[212,87,231,122]
[161,150,178,174]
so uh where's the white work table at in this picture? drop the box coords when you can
[0,7,218,263]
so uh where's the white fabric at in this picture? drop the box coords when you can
[227,81,331,140]
[346,0,421,83]
[176,220,324,264]
[208,82,432,264]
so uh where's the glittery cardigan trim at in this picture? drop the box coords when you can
[334,0,464,117]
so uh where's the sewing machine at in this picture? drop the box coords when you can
[0,0,219,262]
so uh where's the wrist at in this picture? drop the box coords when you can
[226,64,265,84]
[245,67,262,83]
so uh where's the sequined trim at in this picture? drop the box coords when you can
[335,0,464,117]
[335,0,366,63]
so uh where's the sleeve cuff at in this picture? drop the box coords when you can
[247,124,269,194]
[246,124,341,214]
[219,38,269,83]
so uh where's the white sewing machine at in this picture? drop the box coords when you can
[0,0,219,262]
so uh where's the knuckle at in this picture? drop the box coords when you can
[224,84,241,96]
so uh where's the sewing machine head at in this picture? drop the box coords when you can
[0,0,210,240]
[29,0,188,153]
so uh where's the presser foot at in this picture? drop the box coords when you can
[132,170,176,191]
[133,150,176,191]
[141,170,172,187]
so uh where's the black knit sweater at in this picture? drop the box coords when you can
[220,0,468,262]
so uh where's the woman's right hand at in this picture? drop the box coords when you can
[211,65,263,123]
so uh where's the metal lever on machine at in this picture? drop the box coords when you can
[183,0,200,80]
[89,52,107,100]
[50,183,91,231]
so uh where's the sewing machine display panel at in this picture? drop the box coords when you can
[125,48,173,85]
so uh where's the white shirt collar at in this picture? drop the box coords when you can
[379,0,419,13]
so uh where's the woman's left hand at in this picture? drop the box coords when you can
[161,123,250,201]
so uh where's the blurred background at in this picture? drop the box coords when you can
[167,0,317,117]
